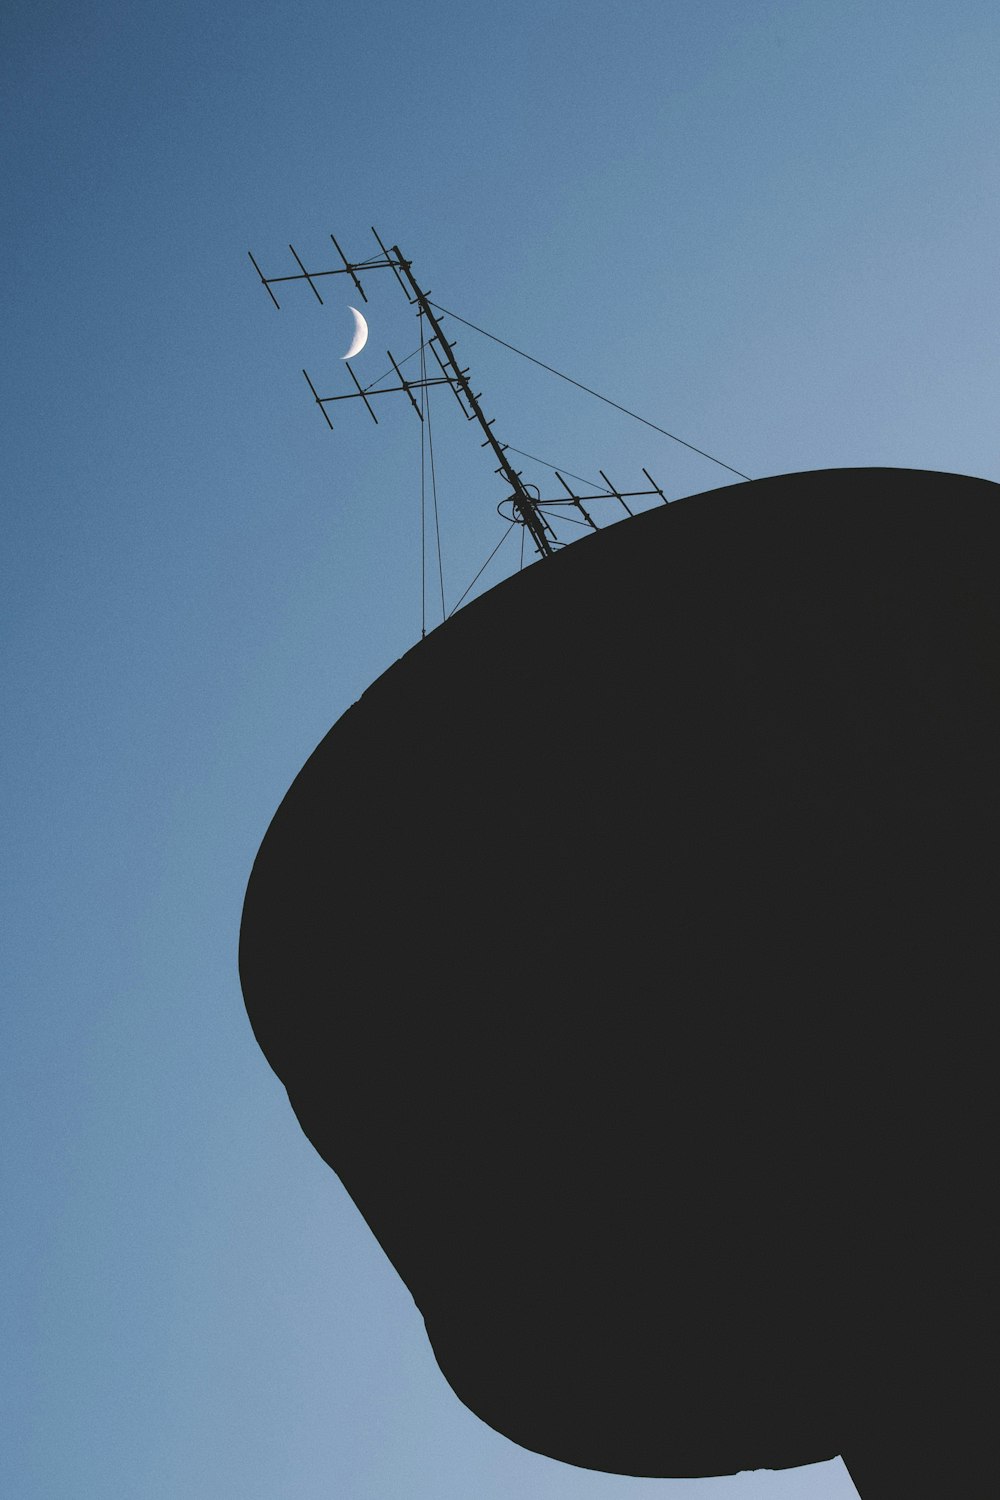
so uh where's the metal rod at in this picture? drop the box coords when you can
[642,467,669,504]
[311,378,453,404]
[330,233,369,304]
[598,469,633,517]
[391,244,554,558]
[344,361,380,424]
[302,369,334,429]
[546,487,660,505]
[554,471,598,530]
[387,348,424,421]
[261,267,353,283]
[371,226,414,301]
[288,244,324,305]
[260,258,393,286]
[248,250,282,309]
[538,506,593,529]
[428,338,474,418]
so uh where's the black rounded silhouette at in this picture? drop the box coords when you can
[239,467,998,1495]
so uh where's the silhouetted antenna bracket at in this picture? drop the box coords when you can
[248,228,684,562]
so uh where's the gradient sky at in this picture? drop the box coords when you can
[4,3,998,1496]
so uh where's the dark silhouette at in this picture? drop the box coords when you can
[239,467,998,1495]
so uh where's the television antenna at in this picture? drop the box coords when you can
[248,229,681,584]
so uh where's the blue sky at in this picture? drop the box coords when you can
[3,2,998,1495]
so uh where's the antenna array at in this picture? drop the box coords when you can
[248,228,669,563]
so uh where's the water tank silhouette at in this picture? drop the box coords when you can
[239,467,998,1495]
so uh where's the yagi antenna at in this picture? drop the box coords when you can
[248,229,670,561]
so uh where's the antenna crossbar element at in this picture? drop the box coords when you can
[598,470,634,518]
[344,361,380,424]
[330,233,369,304]
[289,244,325,304]
[248,250,282,309]
[386,349,424,421]
[371,226,414,302]
[302,368,334,429]
[642,468,669,504]
[554,471,598,530]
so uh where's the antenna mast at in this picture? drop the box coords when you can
[248,228,670,575]
[388,246,554,559]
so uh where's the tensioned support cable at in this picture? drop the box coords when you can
[421,330,447,623]
[425,301,753,483]
[448,521,519,618]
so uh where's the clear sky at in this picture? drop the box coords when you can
[3,2,998,1496]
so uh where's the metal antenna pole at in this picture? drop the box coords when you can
[250,232,672,559]
[390,247,555,560]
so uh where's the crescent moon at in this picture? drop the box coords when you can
[342,306,369,361]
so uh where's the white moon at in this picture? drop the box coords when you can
[341,305,369,360]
